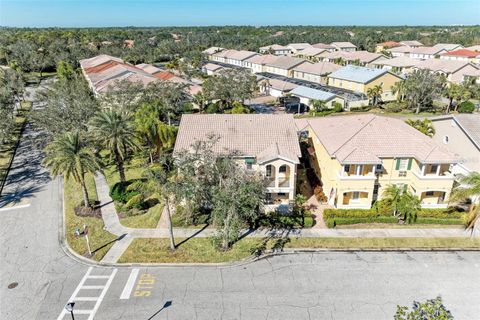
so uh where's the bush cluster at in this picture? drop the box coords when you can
[323,207,465,228]
[110,181,140,203]
[458,101,475,113]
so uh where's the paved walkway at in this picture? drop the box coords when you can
[93,173,474,263]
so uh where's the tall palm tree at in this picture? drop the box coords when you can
[450,172,480,235]
[392,80,406,102]
[398,191,421,224]
[382,184,403,217]
[367,85,383,107]
[43,131,100,208]
[89,110,137,183]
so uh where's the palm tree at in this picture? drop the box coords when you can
[450,172,480,235]
[367,85,383,107]
[405,119,436,137]
[89,110,137,183]
[398,191,421,224]
[382,184,403,217]
[43,131,100,208]
[392,80,406,102]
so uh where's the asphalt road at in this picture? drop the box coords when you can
[1,93,480,319]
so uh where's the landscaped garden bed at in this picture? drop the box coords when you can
[323,208,466,228]
[118,236,480,264]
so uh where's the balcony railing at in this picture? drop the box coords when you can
[413,170,453,180]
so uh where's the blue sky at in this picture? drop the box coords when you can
[1,0,479,27]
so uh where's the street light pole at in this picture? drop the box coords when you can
[65,302,75,320]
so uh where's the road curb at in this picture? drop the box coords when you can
[58,178,480,269]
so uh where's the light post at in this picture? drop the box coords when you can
[65,302,75,320]
[75,224,92,257]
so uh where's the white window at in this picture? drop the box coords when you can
[351,192,360,201]
[398,159,409,171]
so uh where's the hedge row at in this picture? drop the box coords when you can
[324,208,465,219]
[326,216,398,228]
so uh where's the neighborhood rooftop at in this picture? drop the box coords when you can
[305,114,458,164]
[290,86,337,101]
[174,114,302,164]
[328,65,390,83]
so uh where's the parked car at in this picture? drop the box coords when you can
[285,103,309,114]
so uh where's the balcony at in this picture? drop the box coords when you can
[413,163,454,180]
[337,164,376,180]
[337,171,376,180]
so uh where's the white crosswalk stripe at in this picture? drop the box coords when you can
[57,267,117,320]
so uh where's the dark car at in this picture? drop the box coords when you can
[285,102,309,114]
[279,96,300,106]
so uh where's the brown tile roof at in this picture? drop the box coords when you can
[312,43,335,50]
[84,60,124,73]
[377,41,401,48]
[453,114,480,149]
[154,71,176,80]
[295,47,327,57]
[331,42,357,49]
[245,54,279,65]
[414,59,476,74]
[306,114,458,164]
[265,56,308,70]
[410,46,446,55]
[79,54,123,69]
[293,61,342,75]
[400,40,423,47]
[174,114,301,164]
[441,49,479,58]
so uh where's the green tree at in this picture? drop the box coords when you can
[89,110,137,183]
[382,184,403,217]
[311,99,326,112]
[397,191,421,224]
[450,172,480,235]
[56,60,76,81]
[0,68,25,143]
[366,85,383,107]
[402,70,444,114]
[43,131,100,208]
[394,296,453,320]
[405,118,436,137]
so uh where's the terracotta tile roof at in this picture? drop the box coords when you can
[293,61,342,75]
[173,114,301,164]
[312,43,335,50]
[154,71,176,80]
[331,42,357,49]
[245,54,279,65]
[79,54,123,69]
[377,41,401,48]
[265,56,308,70]
[414,59,475,74]
[84,60,124,73]
[135,63,163,74]
[371,56,422,68]
[306,114,458,164]
[441,49,479,58]
[466,45,480,52]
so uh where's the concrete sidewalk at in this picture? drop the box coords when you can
[93,173,473,262]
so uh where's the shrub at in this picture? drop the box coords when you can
[323,208,378,219]
[417,209,465,219]
[205,103,220,114]
[415,218,464,225]
[383,101,405,113]
[458,101,475,113]
[332,101,343,113]
[125,194,145,210]
[326,216,398,228]
[110,181,140,203]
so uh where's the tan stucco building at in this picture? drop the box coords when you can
[300,115,458,209]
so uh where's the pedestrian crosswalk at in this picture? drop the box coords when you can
[57,267,117,320]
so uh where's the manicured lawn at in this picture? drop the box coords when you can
[104,156,162,228]
[121,203,163,229]
[0,102,30,190]
[64,174,117,261]
[118,236,480,264]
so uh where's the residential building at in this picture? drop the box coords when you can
[409,47,447,60]
[399,40,423,48]
[210,49,237,64]
[319,51,386,67]
[330,42,357,52]
[433,43,464,52]
[292,61,342,85]
[327,65,403,102]
[264,56,309,77]
[431,114,480,174]
[225,50,258,67]
[290,86,345,109]
[375,41,401,53]
[413,59,480,84]
[294,47,327,62]
[440,49,480,63]
[258,78,298,98]
[202,63,224,75]
[387,46,414,58]
[466,45,480,52]
[259,44,291,55]
[202,47,225,59]
[287,43,312,54]
[80,55,157,95]
[174,114,302,209]
[311,43,336,52]
[244,54,278,73]
[302,114,458,209]
[371,56,421,75]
